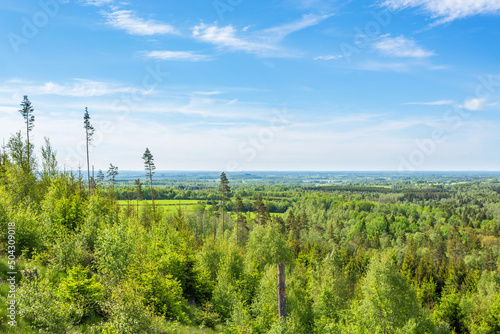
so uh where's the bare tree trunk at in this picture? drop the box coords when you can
[222,197,225,239]
[213,214,217,241]
[149,168,154,212]
[86,129,90,195]
[26,117,30,171]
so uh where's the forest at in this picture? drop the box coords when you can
[2,101,500,333]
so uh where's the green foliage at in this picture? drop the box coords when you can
[42,174,85,233]
[17,275,82,333]
[57,265,103,318]
[211,245,244,319]
[2,138,500,333]
[356,252,430,333]
[94,220,136,282]
[251,266,279,333]
[433,289,466,333]
[93,280,160,334]
[3,204,45,257]
[49,233,90,271]
[245,223,292,271]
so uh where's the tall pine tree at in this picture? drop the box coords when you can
[219,172,231,239]
[83,107,95,195]
[18,96,35,171]
[142,148,156,212]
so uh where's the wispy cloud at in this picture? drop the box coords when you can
[261,14,332,41]
[403,98,488,111]
[314,55,343,60]
[380,0,500,24]
[0,79,151,97]
[191,91,222,96]
[461,98,486,111]
[103,10,178,35]
[192,24,278,55]
[142,51,211,61]
[192,14,332,57]
[403,100,454,106]
[373,35,434,58]
[81,0,113,6]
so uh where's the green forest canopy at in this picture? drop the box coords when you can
[1,131,500,333]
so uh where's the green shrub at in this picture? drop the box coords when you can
[17,276,82,333]
[93,280,160,334]
[57,265,103,318]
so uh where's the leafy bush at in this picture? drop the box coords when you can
[57,265,103,318]
[93,280,160,334]
[17,276,82,333]
[94,220,135,282]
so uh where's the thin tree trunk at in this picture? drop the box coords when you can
[86,129,90,195]
[222,197,225,239]
[149,168,154,212]
[26,118,30,171]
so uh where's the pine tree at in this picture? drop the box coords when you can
[218,172,231,239]
[83,107,95,195]
[107,163,119,192]
[135,178,142,218]
[252,195,269,225]
[142,148,156,212]
[96,170,105,185]
[18,96,35,171]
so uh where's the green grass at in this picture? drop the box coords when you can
[118,199,201,206]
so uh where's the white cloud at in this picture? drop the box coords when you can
[461,98,486,111]
[142,51,211,61]
[314,55,343,60]
[403,100,454,106]
[192,14,332,57]
[192,23,277,55]
[82,0,113,6]
[261,14,332,41]
[191,91,222,96]
[0,79,150,97]
[373,35,434,58]
[380,0,500,24]
[404,98,489,110]
[103,10,178,35]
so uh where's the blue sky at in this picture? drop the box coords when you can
[1,0,500,171]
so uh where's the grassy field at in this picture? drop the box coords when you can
[118,199,202,213]
[118,199,201,206]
